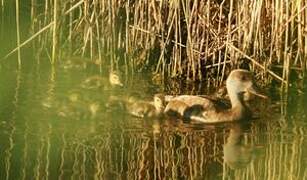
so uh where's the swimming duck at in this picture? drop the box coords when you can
[124,94,165,118]
[164,69,267,123]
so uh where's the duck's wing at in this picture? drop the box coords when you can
[165,95,232,122]
[164,95,216,119]
[164,100,189,117]
[170,95,216,109]
[207,97,231,110]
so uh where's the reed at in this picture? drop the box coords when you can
[3,0,307,89]
[51,0,58,63]
[15,0,21,67]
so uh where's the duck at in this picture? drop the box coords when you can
[80,71,123,89]
[164,69,267,123]
[125,94,166,118]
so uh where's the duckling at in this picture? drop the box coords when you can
[164,69,267,123]
[126,94,165,118]
[108,71,123,87]
[81,71,123,89]
[56,90,101,119]
[61,57,101,70]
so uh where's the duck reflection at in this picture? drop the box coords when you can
[223,122,263,169]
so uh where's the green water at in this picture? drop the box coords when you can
[0,5,307,180]
[0,63,306,180]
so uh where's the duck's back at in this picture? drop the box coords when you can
[164,95,215,117]
[170,95,216,108]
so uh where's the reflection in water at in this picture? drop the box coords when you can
[223,123,262,169]
[0,61,306,179]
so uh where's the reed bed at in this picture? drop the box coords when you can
[3,0,307,90]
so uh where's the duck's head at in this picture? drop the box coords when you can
[226,69,266,99]
[109,71,123,87]
[153,94,166,111]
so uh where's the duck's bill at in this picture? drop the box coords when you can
[247,86,268,99]
[115,82,123,87]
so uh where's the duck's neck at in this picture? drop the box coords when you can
[229,91,243,108]
[155,105,164,114]
[228,91,250,120]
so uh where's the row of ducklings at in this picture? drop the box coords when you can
[51,71,123,119]
[118,69,267,123]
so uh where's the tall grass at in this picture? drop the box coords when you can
[4,0,307,89]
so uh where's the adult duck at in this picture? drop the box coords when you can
[164,69,267,123]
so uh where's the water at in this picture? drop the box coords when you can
[0,58,306,180]
[0,5,307,180]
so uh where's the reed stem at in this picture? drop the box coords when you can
[15,0,21,67]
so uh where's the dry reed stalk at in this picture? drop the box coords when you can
[4,22,54,59]
[220,0,233,84]
[51,0,58,63]
[68,0,73,53]
[216,0,225,83]
[155,4,175,76]
[15,0,21,67]
[227,43,286,84]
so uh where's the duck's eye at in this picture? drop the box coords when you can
[240,75,249,81]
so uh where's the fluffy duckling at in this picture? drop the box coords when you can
[126,94,165,118]
[81,71,123,89]
[61,57,101,70]
[109,71,123,87]
[164,69,267,123]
